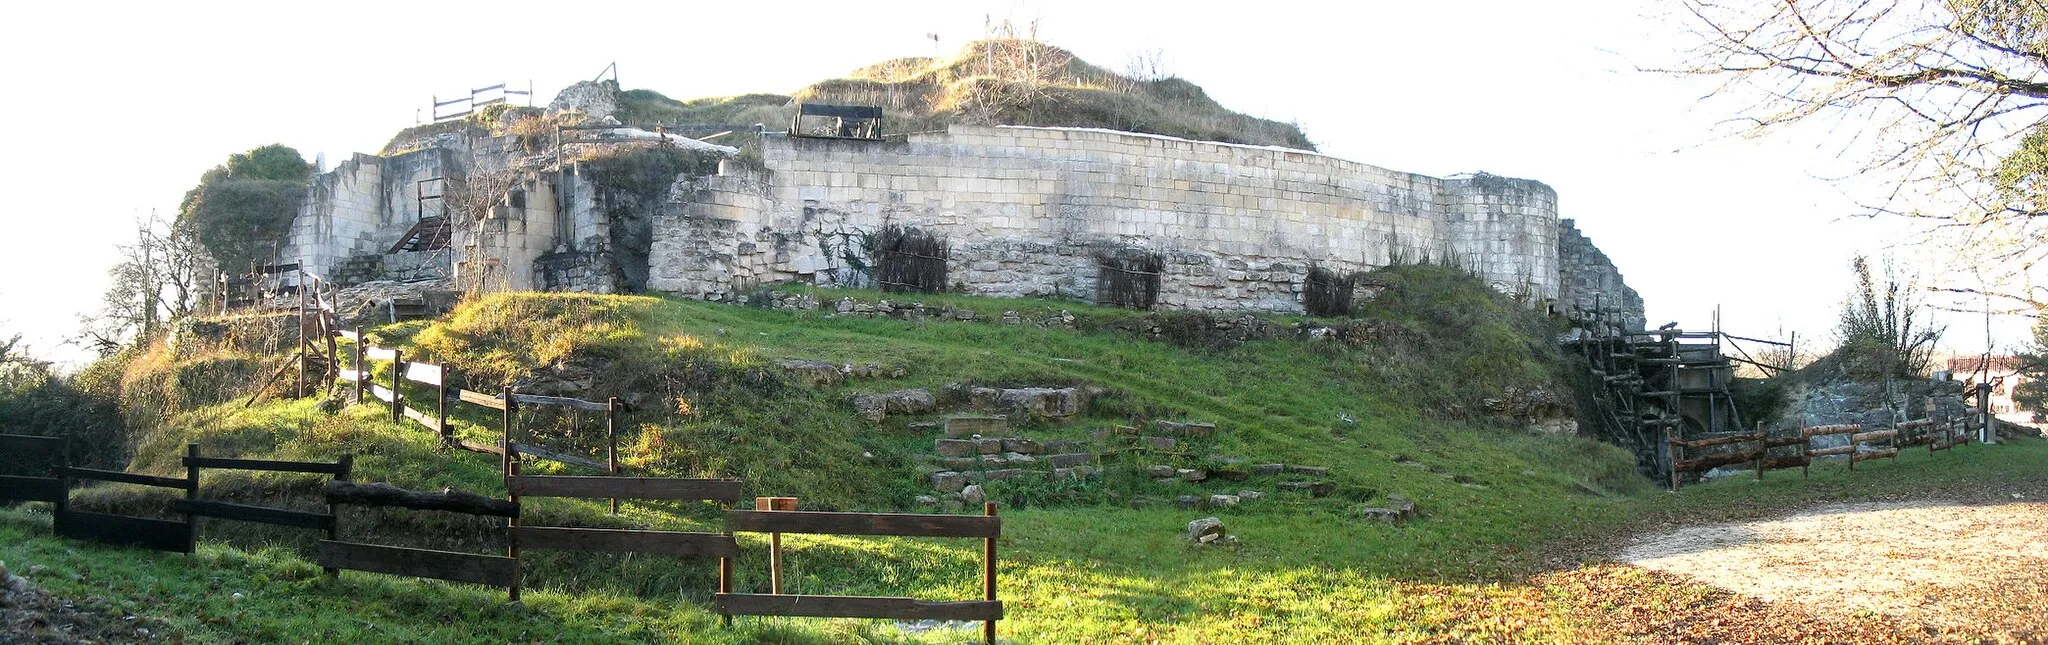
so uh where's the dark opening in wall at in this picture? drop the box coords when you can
[1303,266,1357,317]
[870,225,949,294]
[1095,249,1163,309]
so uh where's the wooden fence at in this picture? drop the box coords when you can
[1666,409,1968,490]
[316,480,523,597]
[506,455,744,602]
[718,504,1003,644]
[0,434,65,505]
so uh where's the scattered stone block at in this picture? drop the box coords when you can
[1209,494,1240,506]
[1146,465,1178,478]
[848,388,936,421]
[969,387,1087,417]
[945,416,1008,439]
[1001,438,1042,454]
[1129,496,1159,510]
[1239,490,1263,501]
[1285,465,1330,477]
[943,499,966,512]
[961,485,986,505]
[934,439,977,458]
[907,421,939,432]
[1141,436,1179,451]
[1071,465,1100,478]
[979,454,1008,466]
[1175,495,1203,510]
[938,457,978,469]
[1251,463,1286,476]
[972,438,1004,455]
[1048,453,1092,468]
[1052,467,1075,479]
[915,495,940,506]
[778,359,843,387]
[930,471,967,493]
[1177,468,1209,483]
[1001,452,1036,464]
[984,469,1035,481]
[1186,516,1226,541]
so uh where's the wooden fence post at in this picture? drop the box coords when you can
[1753,422,1765,482]
[501,386,517,479]
[507,457,522,603]
[1801,421,1810,479]
[296,284,308,399]
[757,497,798,594]
[389,349,404,424]
[327,453,352,578]
[436,366,450,444]
[983,502,998,645]
[351,328,364,405]
[1665,428,1680,492]
[608,396,621,515]
[185,443,201,554]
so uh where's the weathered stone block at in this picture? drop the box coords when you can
[1285,465,1330,477]
[930,471,967,493]
[1250,463,1286,476]
[1155,420,1218,438]
[973,438,1004,455]
[1001,438,1042,454]
[934,439,977,458]
[984,468,1039,481]
[1146,465,1177,478]
[1177,468,1209,483]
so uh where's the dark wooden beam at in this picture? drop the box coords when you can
[323,481,518,517]
[54,511,191,552]
[716,594,1000,620]
[316,540,517,588]
[182,456,349,476]
[57,467,192,490]
[726,510,1000,538]
[0,476,64,503]
[173,500,334,530]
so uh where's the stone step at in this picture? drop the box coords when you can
[944,415,1009,438]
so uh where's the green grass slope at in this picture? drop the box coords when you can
[14,265,1701,642]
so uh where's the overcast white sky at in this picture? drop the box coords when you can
[0,0,2026,367]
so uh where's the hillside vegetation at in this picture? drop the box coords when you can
[615,38,1314,150]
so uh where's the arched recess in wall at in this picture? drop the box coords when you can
[868,225,949,294]
[1095,249,1163,309]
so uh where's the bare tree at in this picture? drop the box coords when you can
[958,17,1074,125]
[1668,1,2048,286]
[77,211,205,355]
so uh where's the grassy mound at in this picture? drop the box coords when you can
[615,39,1314,150]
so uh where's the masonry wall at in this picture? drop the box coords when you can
[1556,218,1645,330]
[650,124,1571,313]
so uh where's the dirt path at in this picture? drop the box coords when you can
[1620,499,2048,640]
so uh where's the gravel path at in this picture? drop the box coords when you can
[1621,499,2048,638]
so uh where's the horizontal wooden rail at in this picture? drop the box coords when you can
[1808,445,1857,457]
[58,467,192,490]
[369,385,398,404]
[336,370,366,382]
[0,433,64,453]
[317,540,518,587]
[509,476,743,502]
[182,456,349,475]
[402,406,442,432]
[0,476,64,503]
[323,481,518,517]
[1804,424,1861,437]
[511,393,611,412]
[54,511,191,552]
[1668,433,1762,448]
[404,363,443,386]
[512,527,738,557]
[454,439,505,457]
[727,510,1000,538]
[1672,449,1764,473]
[1762,435,1808,448]
[457,389,507,410]
[1851,430,1898,443]
[714,594,1002,620]
[364,347,398,361]
[173,499,333,530]
[335,329,361,342]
